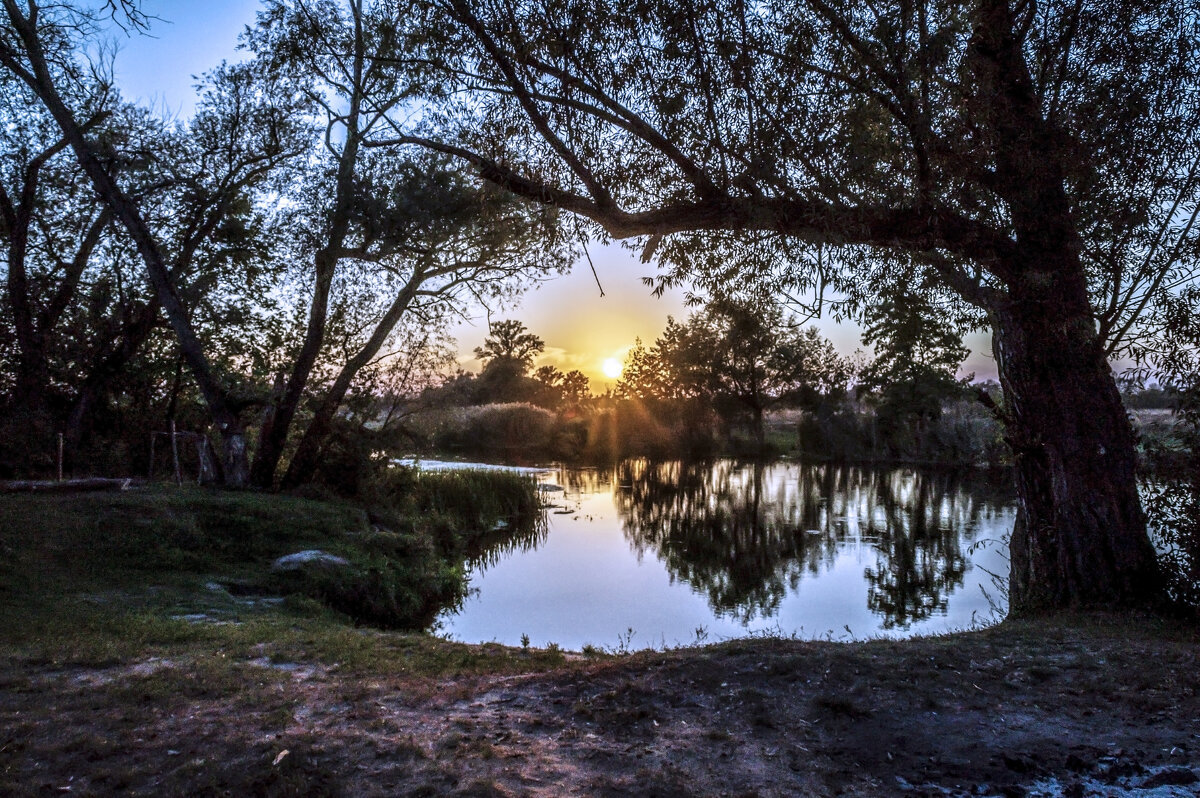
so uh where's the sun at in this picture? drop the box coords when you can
[602,357,623,379]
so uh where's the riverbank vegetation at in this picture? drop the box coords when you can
[0,473,541,637]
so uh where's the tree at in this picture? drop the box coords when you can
[859,287,971,453]
[619,297,848,450]
[240,0,572,490]
[559,369,590,404]
[474,319,546,369]
[1,68,116,436]
[1,1,307,485]
[469,319,546,403]
[531,364,590,408]
[389,0,1194,612]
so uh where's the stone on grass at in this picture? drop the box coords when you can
[271,550,350,572]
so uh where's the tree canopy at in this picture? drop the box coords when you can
[381,0,1198,612]
[619,296,849,448]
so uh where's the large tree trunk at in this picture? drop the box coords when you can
[992,270,1163,614]
[961,0,1162,613]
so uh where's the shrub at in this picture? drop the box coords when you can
[432,402,556,456]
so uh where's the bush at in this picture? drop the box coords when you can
[267,527,467,630]
[432,402,556,456]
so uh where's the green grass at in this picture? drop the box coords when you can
[0,478,556,678]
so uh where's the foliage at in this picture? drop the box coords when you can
[0,56,296,478]
[474,319,546,369]
[532,364,590,408]
[858,287,973,453]
[618,296,848,451]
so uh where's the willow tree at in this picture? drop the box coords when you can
[384,0,1200,612]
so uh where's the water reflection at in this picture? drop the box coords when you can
[614,460,1010,628]
[435,459,1017,649]
[464,513,550,571]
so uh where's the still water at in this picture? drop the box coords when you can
[434,459,1018,652]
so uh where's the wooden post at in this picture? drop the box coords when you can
[170,421,182,486]
[56,433,64,482]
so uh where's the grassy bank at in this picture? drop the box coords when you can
[0,474,547,668]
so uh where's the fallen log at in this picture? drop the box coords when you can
[0,478,133,494]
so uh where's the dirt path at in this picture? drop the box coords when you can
[2,617,1197,796]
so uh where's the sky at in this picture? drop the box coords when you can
[106,0,997,385]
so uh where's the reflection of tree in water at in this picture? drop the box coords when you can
[615,460,835,621]
[615,460,1010,627]
[861,470,971,629]
[464,512,549,572]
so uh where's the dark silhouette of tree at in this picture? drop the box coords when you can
[859,287,971,455]
[475,319,546,369]
[618,297,848,450]
[0,11,306,483]
[386,0,1192,612]
[559,369,590,404]
[531,364,591,409]
[533,365,563,387]
[472,319,547,403]
[243,1,571,489]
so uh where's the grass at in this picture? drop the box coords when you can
[0,478,560,680]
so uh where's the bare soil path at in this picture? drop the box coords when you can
[2,615,1197,797]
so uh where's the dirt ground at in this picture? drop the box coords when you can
[1,615,1198,797]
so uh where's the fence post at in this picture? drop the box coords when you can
[170,421,182,486]
[57,433,64,482]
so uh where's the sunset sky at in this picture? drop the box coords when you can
[109,0,996,385]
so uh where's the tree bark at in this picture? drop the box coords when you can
[992,269,1163,614]
[961,0,1162,612]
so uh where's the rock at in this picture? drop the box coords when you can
[1000,752,1036,774]
[271,550,351,572]
[1140,767,1199,788]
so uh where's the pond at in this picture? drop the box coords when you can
[433,459,1018,652]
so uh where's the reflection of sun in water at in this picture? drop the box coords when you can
[602,357,623,379]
